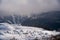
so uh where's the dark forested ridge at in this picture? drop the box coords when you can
[0,11,60,31]
[21,11,60,31]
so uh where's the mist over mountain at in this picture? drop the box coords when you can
[0,0,60,16]
[0,11,60,31]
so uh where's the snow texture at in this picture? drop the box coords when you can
[0,23,60,40]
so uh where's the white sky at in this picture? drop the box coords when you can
[0,0,60,16]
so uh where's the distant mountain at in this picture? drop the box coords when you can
[0,11,60,31]
[0,15,28,24]
[21,11,60,31]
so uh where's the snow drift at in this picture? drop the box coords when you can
[0,23,60,40]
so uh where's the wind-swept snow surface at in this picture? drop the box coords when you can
[0,23,60,40]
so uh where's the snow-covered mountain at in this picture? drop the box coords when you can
[0,11,60,30]
[0,23,60,40]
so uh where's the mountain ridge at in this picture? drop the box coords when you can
[0,11,60,30]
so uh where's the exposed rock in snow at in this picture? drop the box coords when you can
[0,23,60,40]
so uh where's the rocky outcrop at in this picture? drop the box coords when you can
[51,34,60,40]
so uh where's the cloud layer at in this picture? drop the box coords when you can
[0,0,60,16]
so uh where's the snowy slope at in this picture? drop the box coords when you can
[0,23,60,40]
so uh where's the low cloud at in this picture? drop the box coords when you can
[0,0,60,16]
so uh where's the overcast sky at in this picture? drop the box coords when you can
[0,0,60,16]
